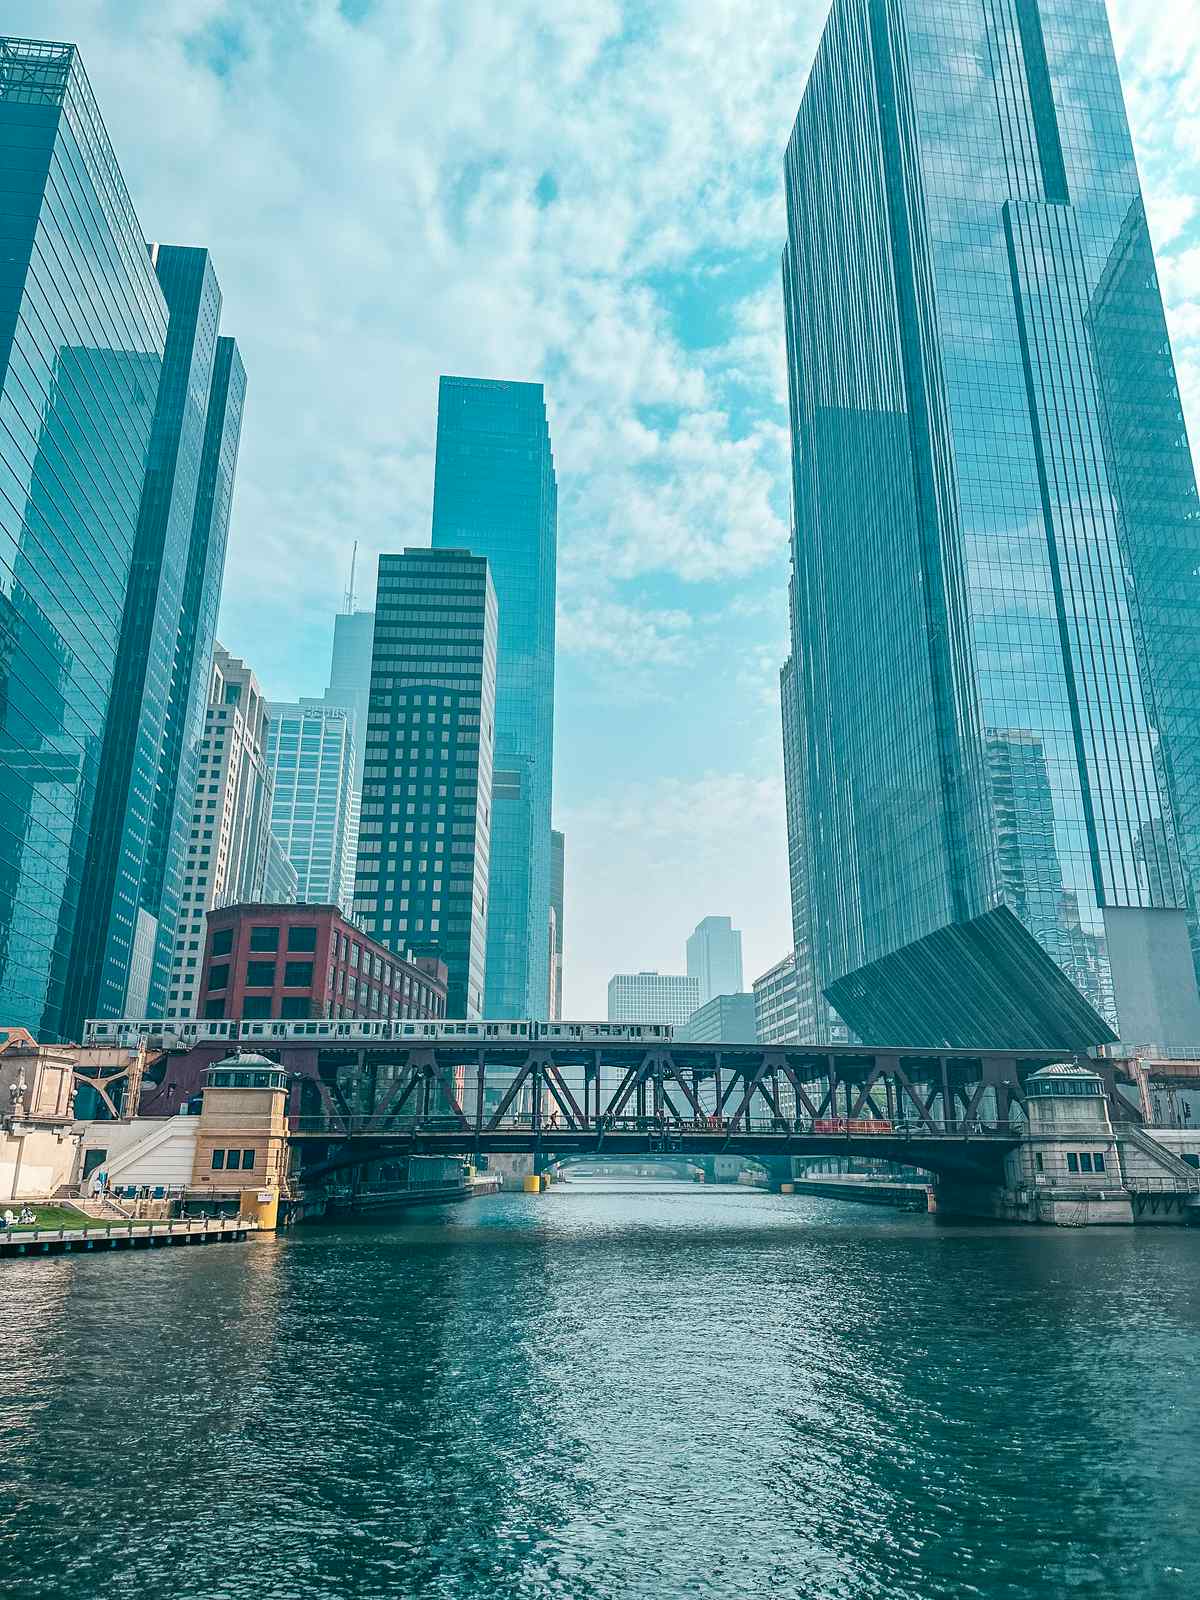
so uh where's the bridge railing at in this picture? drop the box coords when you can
[288,1112,1021,1140]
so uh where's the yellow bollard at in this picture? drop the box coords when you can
[522,1174,543,1194]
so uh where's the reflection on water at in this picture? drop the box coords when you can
[2,1179,1198,1599]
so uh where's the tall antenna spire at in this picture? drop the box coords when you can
[343,541,359,613]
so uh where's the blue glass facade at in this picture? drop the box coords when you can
[783,0,1200,1051]
[431,377,556,1020]
[265,702,358,916]
[63,245,243,1036]
[0,39,167,1040]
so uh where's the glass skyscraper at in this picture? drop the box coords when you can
[265,701,357,916]
[353,549,498,1018]
[0,39,243,1042]
[685,916,744,1005]
[63,244,244,1035]
[431,377,556,1020]
[550,827,564,1019]
[782,0,1200,1051]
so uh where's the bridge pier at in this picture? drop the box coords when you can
[485,1153,537,1193]
[760,1156,795,1194]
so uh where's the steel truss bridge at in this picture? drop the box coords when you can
[268,1040,1128,1183]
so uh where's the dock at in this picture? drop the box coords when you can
[1,1216,258,1260]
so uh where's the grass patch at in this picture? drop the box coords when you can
[4,1204,141,1233]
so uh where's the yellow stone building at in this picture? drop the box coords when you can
[190,1050,290,1227]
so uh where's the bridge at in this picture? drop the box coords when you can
[251,1038,1085,1187]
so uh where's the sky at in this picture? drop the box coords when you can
[8,0,1200,1015]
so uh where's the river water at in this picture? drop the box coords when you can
[2,1180,1198,1600]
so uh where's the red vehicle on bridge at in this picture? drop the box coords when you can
[811,1117,893,1135]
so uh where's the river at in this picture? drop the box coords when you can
[2,1179,1198,1599]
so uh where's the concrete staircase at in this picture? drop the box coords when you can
[1118,1124,1200,1193]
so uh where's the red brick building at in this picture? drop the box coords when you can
[197,904,448,1022]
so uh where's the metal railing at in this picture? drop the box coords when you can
[288,1112,1021,1140]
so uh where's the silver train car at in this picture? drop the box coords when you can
[82,1017,676,1048]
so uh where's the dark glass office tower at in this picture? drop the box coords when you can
[431,377,556,1019]
[62,246,244,1036]
[355,550,498,1018]
[782,0,1200,1051]
[0,39,168,1040]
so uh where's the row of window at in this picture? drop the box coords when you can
[211,923,318,957]
[1034,1151,1107,1175]
[208,960,314,991]
[210,1148,257,1171]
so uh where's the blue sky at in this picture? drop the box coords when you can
[10,0,1200,1014]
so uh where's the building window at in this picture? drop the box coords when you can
[242,1149,256,1171]
[246,961,276,987]
[250,926,280,952]
[280,997,309,1019]
[211,928,233,957]
[284,961,313,987]
[208,963,229,992]
[211,1150,226,1170]
[287,925,318,952]
[242,996,272,1019]
[1079,1153,1094,1173]
[1035,1153,1044,1173]
[226,1150,241,1171]
[1066,1153,1079,1174]
[204,999,225,1020]
[1093,1153,1106,1173]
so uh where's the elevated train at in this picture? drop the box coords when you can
[83,1017,677,1049]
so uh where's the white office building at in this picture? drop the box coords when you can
[266,700,357,915]
[167,646,275,1018]
[607,971,701,1026]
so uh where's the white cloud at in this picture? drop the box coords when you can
[557,595,695,669]
[2,0,819,678]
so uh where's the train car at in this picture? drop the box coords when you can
[82,1017,238,1048]
[535,1022,675,1043]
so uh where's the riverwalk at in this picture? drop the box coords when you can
[0,1216,257,1259]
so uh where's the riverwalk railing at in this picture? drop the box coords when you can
[1,1216,256,1259]
[288,1113,1022,1141]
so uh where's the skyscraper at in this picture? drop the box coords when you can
[0,39,244,1043]
[550,828,565,1020]
[353,549,498,1018]
[431,377,556,1020]
[322,605,375,898]
[781,651,849,1044]
[686,917,744,1005]
[265,702,357,916]
[263,832,299,906]
[64,245,244,1034]
[325,609,375,774]
[166,646,275,1018]
[782,0,1200,1051]
[607,972,701,1027]
[753,953,802,1045]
